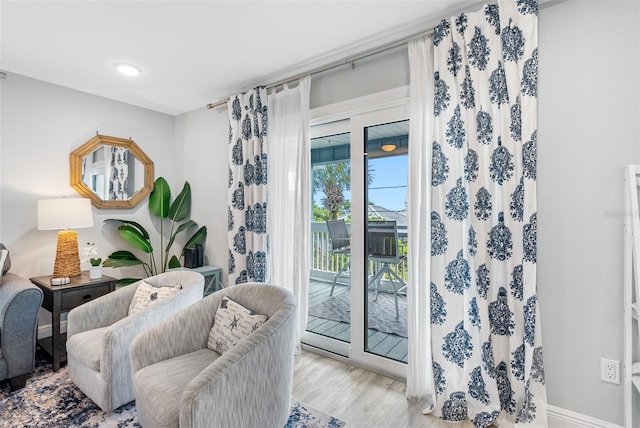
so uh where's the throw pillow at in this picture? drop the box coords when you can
[0,249,7,286]
[207,296,268,354]
[0,243,10,274]
[128,280,183,315]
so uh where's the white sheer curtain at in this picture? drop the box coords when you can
[267,76,311,354]
[406,35,436,412]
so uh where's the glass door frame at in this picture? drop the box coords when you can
[303,86,410,380]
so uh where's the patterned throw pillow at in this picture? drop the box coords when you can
[0,249,7,286]
[207,296,268,354]
[128,280,183,315]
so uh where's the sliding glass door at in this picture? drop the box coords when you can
[304,97,409,380]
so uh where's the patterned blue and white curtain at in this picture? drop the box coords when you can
[228,87,268,285]
[426,0,546,425]
[109,147,129,200]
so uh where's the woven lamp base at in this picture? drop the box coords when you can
[53,230,81,277]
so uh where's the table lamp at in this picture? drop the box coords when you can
[37,198,94,277]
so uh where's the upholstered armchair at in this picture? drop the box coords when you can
[66,271,204,412]
[130,283,297,428]
[0,273,44,391]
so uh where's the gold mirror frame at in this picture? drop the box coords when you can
[70,134,154,209]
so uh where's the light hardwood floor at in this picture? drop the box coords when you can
[293,349,476,428]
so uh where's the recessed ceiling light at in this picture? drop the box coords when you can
[115,64,140,76]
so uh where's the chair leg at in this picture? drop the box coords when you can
[330,261,351,296]
[9,373,30,391]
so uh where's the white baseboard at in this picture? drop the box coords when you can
[548,405,623,428]
[37,322,66,339]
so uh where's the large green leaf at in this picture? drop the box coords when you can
[168,182,191,223]
[102,258,145,268]
[116,278,141,286]
[182,226,207,252]
[168,255,181,269]
[165,220,196,253]
[106,250,139,260]
[104,219,150,240]
[118,225,153,253]
[149,177,170,219]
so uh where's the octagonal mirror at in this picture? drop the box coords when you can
[70,134,154,209]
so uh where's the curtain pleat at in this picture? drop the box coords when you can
[267,76,311,353]
[406,35,436,413]
[228,87,269,285]
[409,0,547,426]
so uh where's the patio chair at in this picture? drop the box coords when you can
[367,220,406,319]
[326,219,351,296]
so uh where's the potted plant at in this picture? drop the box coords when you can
[82,242,103,279]
[103,177,207,285]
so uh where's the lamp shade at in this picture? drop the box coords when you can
[37,198,94,230]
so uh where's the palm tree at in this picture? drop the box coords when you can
[313,161,375,220]
[313,162,350,220]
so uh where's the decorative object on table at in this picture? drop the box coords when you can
[81,242,103,279]
[103,177,207,285]
[69,133,154,209]
[37,198,94,277]
[0,356,345,428]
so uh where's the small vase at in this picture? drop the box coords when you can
[90,266,103,279]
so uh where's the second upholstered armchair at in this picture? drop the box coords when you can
[66,270,204,412]
[130,282,297,428]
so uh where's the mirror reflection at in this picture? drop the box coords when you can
[70,134,154,209]
[82,145,144,201]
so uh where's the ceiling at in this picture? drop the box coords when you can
[0,1,480,116]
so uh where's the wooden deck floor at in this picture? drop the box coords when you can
[305,279,408,363]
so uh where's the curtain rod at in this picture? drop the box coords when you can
[205,27,435,110]
[206,0,560,110]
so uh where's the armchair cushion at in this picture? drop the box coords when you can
[207,296,268,354]
[65,326,108,371]
[129,280,183,315]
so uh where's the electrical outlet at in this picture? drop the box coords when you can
[601,358,620,384]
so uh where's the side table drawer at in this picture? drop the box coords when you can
[61,284,111,311]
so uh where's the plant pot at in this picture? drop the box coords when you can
[90,266,103,279]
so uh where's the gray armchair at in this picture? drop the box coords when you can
[130,283,297,428]
[0,273,44,391]
[66,271,204,412]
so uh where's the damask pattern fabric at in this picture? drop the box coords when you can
[207,296,268,354]
[428,0,547,426]
[108,147,129,201]
[128,280,183,315]
[228,87,269,285]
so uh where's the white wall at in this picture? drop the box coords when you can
[174,105,229,284]
[0,73,176,280]
[538,0,640,425]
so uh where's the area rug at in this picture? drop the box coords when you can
[308,290,407,338]
[0,355,345,428]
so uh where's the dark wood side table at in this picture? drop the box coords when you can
[30,271,116,371]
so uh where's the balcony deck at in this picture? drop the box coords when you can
[306,279,408,363]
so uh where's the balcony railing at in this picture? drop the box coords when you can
[310,221,408,286]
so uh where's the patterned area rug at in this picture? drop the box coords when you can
[308,290,407,337]
[0,354,345,428]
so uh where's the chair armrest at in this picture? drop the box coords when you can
[66,284,136,338]
[0,273,44,378]
[179,301,297,428]
[130,295,216,375]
